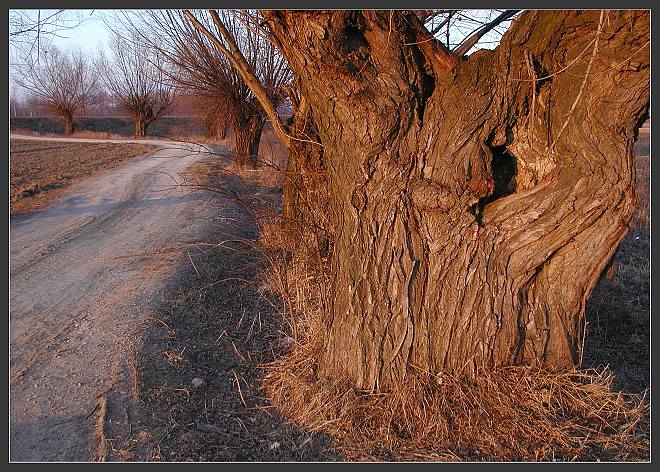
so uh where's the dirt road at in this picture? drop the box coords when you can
[9,136,231,461]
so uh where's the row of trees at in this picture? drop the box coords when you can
[12,11,292,166]
[13,39,175,137]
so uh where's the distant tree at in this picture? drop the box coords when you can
[14,47,97,134]
[97,32,176,137]
[119,10,291,167]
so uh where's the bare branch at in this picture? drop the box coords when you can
[183,9,291,148]
[454,10,520,56]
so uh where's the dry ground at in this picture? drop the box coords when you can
[9,120,649,461]
[10,139,159,214]
[98,158,336,461]
[10,138,232,461]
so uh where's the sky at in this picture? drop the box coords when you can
[49,11,112,55]
[9,9,512,100]
[9,10,115,99]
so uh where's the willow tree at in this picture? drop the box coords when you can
[14,47,97,134]
[97,32,176,138]
[120,10,291,167]
[196,10,650,391]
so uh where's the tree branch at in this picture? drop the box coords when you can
[182,9,291,148]
[454,10,520,56]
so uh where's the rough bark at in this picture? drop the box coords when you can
[265,10,650,390]
[61,110,76,135]
[281,97,331,258]
[233,113,265,168]
[133,114,153,138]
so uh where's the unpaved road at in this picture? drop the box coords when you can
[9,135,231,461]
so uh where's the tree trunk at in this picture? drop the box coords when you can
[265,10,649,390]
[218,121,228,140]
[61,110,76,135]
[281,97,331,257]
[133,114,150,138]
[233,113,265,168]
[204,113,229,141]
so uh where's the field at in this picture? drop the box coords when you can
[10,139,159,214]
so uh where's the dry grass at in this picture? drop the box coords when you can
[10,139,158,214]
[251,120,651,461]
[254,218,649,462]
[69,130,124,140]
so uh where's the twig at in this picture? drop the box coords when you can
[524,49,537,139]
[187,250,201,278]
[579,318,589,367]
[232,369,248,407]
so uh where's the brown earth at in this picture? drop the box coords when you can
[10,137,231,460]
[10,139,159,214]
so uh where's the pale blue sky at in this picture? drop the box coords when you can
[49,10,111,55]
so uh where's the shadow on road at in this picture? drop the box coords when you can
[101,164,336,461]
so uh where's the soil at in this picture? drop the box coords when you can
[10,137,231,460]
[99,160,336,461]
[10,138,159,214]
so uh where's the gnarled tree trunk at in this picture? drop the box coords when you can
[133,113,154,138]
[233,112,265,168]
[61,110,76,135]
[265,10,649,390]
[282,96,331,258]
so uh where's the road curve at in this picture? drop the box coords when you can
[10,136,229,461]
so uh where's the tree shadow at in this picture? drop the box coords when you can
[111,164,337,461]
[582,121,650,393]
[10,413,97,462]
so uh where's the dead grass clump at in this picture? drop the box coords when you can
[632,153,649,232]
[71,130,123,140]
[256,219,649,462]
[265,357,648,461]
